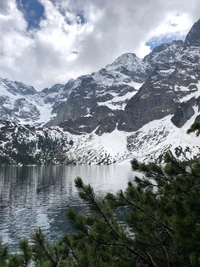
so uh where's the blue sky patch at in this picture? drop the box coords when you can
[16,0,44,30]
[64,12,87,25]
[146,34,185,50]
[77,13,87,25]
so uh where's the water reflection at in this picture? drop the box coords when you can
[0,165,133,250]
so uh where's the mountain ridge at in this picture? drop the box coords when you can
[1,19,200,165]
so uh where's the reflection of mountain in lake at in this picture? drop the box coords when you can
[0,165,132,251]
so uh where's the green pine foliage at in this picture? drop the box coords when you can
[1,153,200,266]
[187,122,200,136]
[0,237,9,267]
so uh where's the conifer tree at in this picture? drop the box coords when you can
[187,121,200,136]
[0,238,9,267]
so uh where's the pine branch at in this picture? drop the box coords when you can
[121,191,174,234]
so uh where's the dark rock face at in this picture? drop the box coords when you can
[47,66,137,129]
[93,106,121,135]
[90,106,117,121]
[59,106,122,135]
[171,98,196,128]
[195,115,200,122]
[184,19,200,48]
[117,20,200,132]
[59,117,98,134]
[144,40,184,75]
[48,77,99,127]
[118,68,180,131]
[53,30,200,133]
[62,76,98,120]
[95,120,116,136]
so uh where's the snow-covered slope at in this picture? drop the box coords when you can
[0,112,199,165]
[0,78,56,125]
[1,19,200,165]
[74,116,200,165]
[0,120,73,165]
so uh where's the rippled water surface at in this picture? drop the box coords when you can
[0,165,133,250]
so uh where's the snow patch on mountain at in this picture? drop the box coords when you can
[124,114,200,164]
[127,81,143,89]
[63,112,200,165]
[0,78,56,125]
[179,81,200,102]
[97,91,138,110]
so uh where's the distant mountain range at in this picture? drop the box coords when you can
[1,19,200,165]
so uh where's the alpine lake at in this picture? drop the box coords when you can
[0,164,134,251]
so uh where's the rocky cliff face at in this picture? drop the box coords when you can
[118,24,200,132]
[184,19,200,48]
[1,19,200,165]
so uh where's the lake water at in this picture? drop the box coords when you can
[0,165,134,251]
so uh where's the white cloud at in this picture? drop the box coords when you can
[150,13,192,37]
[0,0,199,90]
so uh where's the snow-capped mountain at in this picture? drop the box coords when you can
[1,19,200,165]
[0,78,56,125]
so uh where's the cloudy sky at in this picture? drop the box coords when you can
[0,0,199,91]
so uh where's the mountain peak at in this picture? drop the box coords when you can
[105,53,142,72]
[111,53,138,65]
[0,78,37,95]
[184,19,200,48]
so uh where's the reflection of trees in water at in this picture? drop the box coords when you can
[0,165,132,250]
